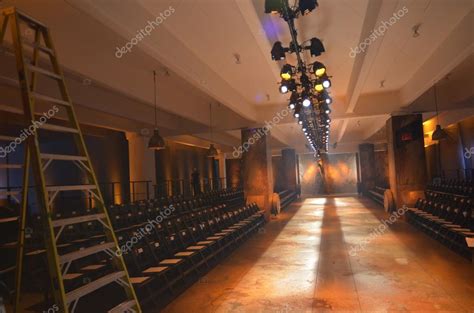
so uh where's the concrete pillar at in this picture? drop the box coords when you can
[281,148,297,193]
[241,128,274,218]
[386,114,427,207]
[226,158,242,188]
[358,143,375,195]
[217,152,227,189]
[126,132,157,199]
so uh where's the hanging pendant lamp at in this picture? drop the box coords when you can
[207,103,218,158]
[148,70,166,150]
[431,84,447,141]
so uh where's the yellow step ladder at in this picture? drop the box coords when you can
[0,7,141,313]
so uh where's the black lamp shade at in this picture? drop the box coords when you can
[148,129,166,150]
[207,144,218,158]
[432,125,447,141]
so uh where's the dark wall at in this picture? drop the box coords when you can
[272,156,284,192]
[0,111,130,207]
[358,144,375,193]
[155,141,214,184]
[298,153,358,195]
[225,158,242,188]
[425,115,474,181]
[374,150,389,188]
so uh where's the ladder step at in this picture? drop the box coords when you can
[51,213,106,228]
[0,135,17,142]
[31,92,70,106]
[40,153,88,161]
[40,123,79,134]
[0,104,23,115]
[14,8,48,29]
[22,40,54,55]
[108,300,137,313]
[65,271,126,304]
[0,216,19,224]
[46,185,96,192]
[59,242,115,264]
[0,265,16,275]
[26,64,62,80]
[0,190,20,196]
[0,164,23,169]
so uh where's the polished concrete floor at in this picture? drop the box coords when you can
[161,197,474,313]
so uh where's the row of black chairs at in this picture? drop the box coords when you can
[119,202,265,309]
[0,188,260,312]
[406,195,474,260]
[150,188,243,208]
[48,202,264,311]
[18,188,244,259]
[367,186,386,206]
[278,190,298,211]
[426,179,473,197]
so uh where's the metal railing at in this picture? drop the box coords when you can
[441,169,474,180]
[0,180,152,209]
[0,178,231,209]
[154,177,228,198]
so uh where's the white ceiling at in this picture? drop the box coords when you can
[0,0,473,154]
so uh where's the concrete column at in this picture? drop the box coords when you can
[281,148,297,193]
[217,152,227,189]
[241,128,274,218]
[386,114,427,207]
[358,143,375,195]
[225,158,242,188]
[126,132,157,199]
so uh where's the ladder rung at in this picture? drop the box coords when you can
[40,124,79,134]
[46,185,96,192]
[0,190,20,196]
[65,271,126,304]
[0,265,16,275]
[59,242,115,264]
[40,154,88,161]
[51,213,106,228]
[0,104,23,115]
[0,164,23,169]
[26,64,62,80]
[108,300,137,313]
[0,216,19,224]
[22,40,54,55]
[14,8,48,29]
[0,135,17,142]
[31,92,70,107]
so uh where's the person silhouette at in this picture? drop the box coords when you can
[191,168,201,195]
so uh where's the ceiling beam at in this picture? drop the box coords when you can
[399,10,474,106]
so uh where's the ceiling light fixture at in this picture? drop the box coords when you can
[280,64,293,80]
[299,0,318,15]
[431,84,447,141]
[308,37,325,57]
[148,70,166,150]
[312,61,326,77]
[207,103,219,157]
[266,0,332,153]
[271,41,288,60]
